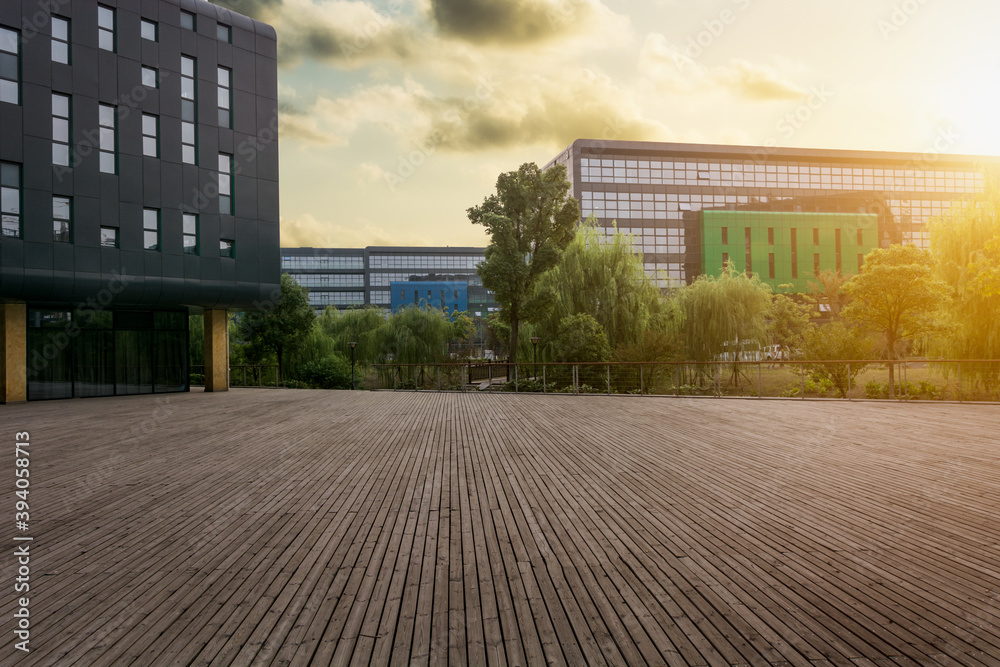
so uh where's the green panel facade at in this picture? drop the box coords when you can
[700,210,879,292]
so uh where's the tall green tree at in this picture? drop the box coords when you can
[469,162,579,364]
[531,218,670,351]
[929,175,1000,387]
[672,261,773,363]
[802,321,876,397]
[804,269,850,319]
[842,245,950,397]
[235,273,316,383]
[768,293,813,357]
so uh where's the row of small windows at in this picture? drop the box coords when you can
[369,255,484,269]
[282,256,365,270]
[288,273,365,288]
[2,161,233,255]
[580,157,983,194]
[2,26,233,135]
[309,292,366,306]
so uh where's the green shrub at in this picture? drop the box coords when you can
[865,381,888,399]
[299,355,353,390]
[189,373,205,386]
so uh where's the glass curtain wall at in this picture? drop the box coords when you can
[25,308,188,400]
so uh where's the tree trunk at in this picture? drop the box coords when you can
[886,336,895,399]
[277,344,284,386]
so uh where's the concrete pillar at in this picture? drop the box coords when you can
[203,309,229,392]
[1,303,27,403]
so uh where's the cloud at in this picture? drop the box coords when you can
[280,214,431,247]
[428,0,589,43]
[639,33,806,101]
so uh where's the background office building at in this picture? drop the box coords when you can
[547,140,997,291]
[281,247,497,317]
[0,0,280,402]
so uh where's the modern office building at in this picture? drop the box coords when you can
[280,246,497,317]
[390,280,467,314]
[546,140,997,290]
[0,0,280,402]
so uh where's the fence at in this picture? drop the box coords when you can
[370,359,1000,402]
[189,365,279,388]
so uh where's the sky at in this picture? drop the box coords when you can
[213,0,1000,249]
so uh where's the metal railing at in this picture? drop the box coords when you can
[189,365,279,388]
[370,359,1000,402]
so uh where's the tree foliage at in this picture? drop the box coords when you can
[802,322,877,397]
[552,313,610,363]
[531,219,670,351]
[469,162,580,364]
[672,262,773,362]
[804,269,850,319]
[768,293,813,356]
[842,245,950,396]
[235,273,316,382]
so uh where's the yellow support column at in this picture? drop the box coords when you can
[1,303,27,403]
[203,309,229,392]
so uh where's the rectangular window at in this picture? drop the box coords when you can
[813,228,819,245]
[53,196,71,242]
[857,229,864,246]
[100,226,118,248]
[180,10,195,31]
[217,23,231,42]
[768,253,775,280]
[141,66,157,88]
[744,227,752,276]
[721,252,728,267]
[141,19,157,42]
[768,227,774,245]
[0,27,18,105]
[182,213,198,254]
[835,229,842,272]
[217,66,231,128]
[220,238,234,258]
[143,208,159,251]
[51,17,70,64]
[97,5,115,52]
[181,56,197,164]
[218,153,232,215]
[790,228,798,279]
[52,93,71,167]
[814,253,820,277]
[99,104,116,174]
[1,162,21,238]
[721,226,727,244]
[858,253,864,272]
[141,114,158,157]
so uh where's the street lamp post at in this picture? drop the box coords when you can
[530,336,540,381]
[348,341,357,390]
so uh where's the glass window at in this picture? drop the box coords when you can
[0,26,17,105]
[141,114,158,157]
[51,17,70,64]
[1,162,21,238]
[182,213,198,254]
[220,238,234,258]
[218,153,232,214]
[99,104,116,174]
[217,23,231,42]
[53,196,71,242]
[143,208,159,250]
[217,66,231,128]
[180,11,195,31]
[141,19,157,41]
[100,226,118,248]
[141,66,157,88]
[52,93,71,167]
[181,57,197,164]
[97,5,115,52]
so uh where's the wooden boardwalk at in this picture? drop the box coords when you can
[2,390,1000,666]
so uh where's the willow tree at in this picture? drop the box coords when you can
[843,245,950,397]
[531,219,670,352]
[469,163,579,364]
[319,306,388,365]
[929,176,1000,392]
[672,262,773,386]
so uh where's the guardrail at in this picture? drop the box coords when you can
[189,365,279,388]
[370,359,1000,402]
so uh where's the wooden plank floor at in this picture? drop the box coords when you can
[2,389,1000,666]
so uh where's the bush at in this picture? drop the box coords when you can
[865,380,888,399]
[189,373,205,386]
[281,379,309,389]
[299,355,353,390]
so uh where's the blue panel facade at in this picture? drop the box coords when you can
[390,280,467,314]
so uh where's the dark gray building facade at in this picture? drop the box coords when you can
[0,0,280,401]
